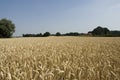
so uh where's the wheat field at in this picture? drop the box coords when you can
[0,37,120,80]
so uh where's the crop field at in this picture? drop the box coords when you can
[0,37,120,80]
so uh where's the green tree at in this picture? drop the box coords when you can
[43,32,50,37]
[0,18,15,38]
[55,32,61,36]
[91,26,109,36]
[103,28,109,34]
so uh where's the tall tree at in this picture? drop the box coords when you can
[0,18,15,38]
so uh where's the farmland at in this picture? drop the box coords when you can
[0,37,120,80]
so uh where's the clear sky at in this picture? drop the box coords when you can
[0,0,120,36]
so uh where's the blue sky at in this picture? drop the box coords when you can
[0,0,120,36]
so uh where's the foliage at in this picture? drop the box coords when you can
[64,32,80,36]
[89,26,120,37]
[0,18,15,38]
[23,32,51,37]
[23,33,42,37]
[55,32,61,36]
[22,26,120,37]
[91,26,110,36]
[0,25,10,38]
[42,32,50,37]
[107,31,120,37]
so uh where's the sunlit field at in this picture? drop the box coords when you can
[0,37,120,80]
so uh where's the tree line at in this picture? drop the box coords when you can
[23,32,51,37]
[23,26,120,37]
[23,32,88,37]
[0,18,120,38]
[88,26,120,37]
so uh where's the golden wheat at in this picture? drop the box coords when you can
[0,37,120,80]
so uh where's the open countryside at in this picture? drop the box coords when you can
[0,37,120,80]
[0,0,120,80]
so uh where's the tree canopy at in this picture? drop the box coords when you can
[22,26,120,37]
[91,26,110,36]
[55,32,61,36]
[43,32,51,37]
[0,18,15,38]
